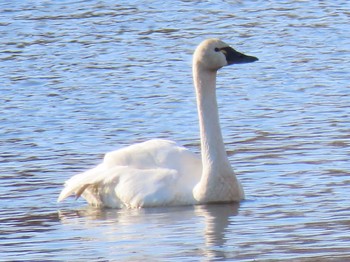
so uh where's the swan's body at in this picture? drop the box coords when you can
[58,39,257,208]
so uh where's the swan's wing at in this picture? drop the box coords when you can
[115,166,189,208]
[58,139,202,208]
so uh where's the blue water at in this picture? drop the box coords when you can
[1,0,350,260]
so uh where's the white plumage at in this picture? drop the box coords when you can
[58,39,258,208]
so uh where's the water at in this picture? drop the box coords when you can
[1,0,349,260]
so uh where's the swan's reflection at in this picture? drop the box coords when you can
[58,203,239,260]
[195,203,239,244]
[195,203,239,259]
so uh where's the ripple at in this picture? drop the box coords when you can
[1,0,350,260]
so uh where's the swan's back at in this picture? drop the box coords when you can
[58,139,202,208]
[104,139,199,172]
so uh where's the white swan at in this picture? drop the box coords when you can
[58,39,258,208]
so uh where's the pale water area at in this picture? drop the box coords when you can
[1,0,350,261]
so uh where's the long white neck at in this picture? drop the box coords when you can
[193,64,233,188]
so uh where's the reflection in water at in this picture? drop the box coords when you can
[59,205,200,225]
[195,204,240,260]
[58,203,240,260]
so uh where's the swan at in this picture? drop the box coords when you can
[58,38,258,208]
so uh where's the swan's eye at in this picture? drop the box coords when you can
[214,47,220,52]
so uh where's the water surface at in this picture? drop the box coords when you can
[1,0,350,261]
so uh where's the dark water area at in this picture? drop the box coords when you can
[1,0,349,260]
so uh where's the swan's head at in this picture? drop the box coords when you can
[193,38,258,71]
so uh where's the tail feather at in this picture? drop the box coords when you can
[57,183,91,202]
[57,184,77,202]
[57,164,106,203]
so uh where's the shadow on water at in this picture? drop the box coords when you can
[1,209,62,260]
[1,210,60,236]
